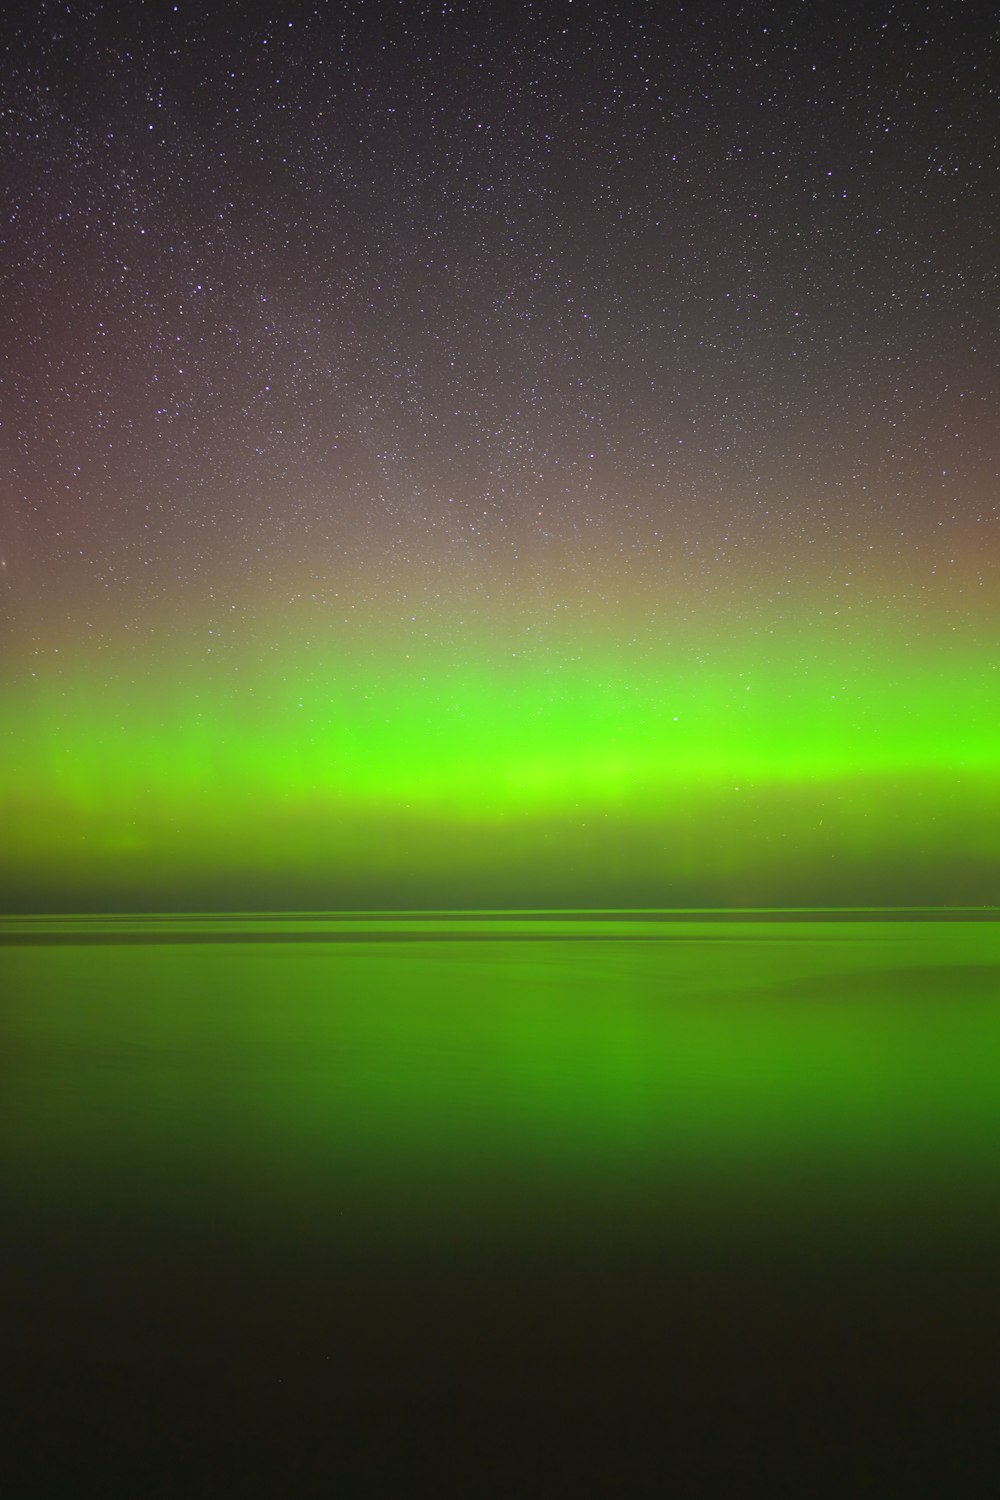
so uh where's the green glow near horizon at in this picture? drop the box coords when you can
[2,613,998,908]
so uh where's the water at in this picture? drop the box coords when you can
[3,914,999,1495]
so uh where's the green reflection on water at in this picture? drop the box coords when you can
[3,918,999,1245]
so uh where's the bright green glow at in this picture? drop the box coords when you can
[2,611,998,906]
[3,920,1000,1244]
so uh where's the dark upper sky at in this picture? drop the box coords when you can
[3,0,997,623]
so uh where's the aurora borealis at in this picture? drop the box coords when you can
[3,594,1000,908]
[2,0,998,907]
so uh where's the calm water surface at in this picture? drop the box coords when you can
[3,915,999,1495]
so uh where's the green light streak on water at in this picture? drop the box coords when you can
[4,918,999,1247]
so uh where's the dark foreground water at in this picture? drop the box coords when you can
[3,913,1000,1496]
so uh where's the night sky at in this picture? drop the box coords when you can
[2,0,998,911]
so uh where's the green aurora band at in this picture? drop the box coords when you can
[2,598,998,909]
